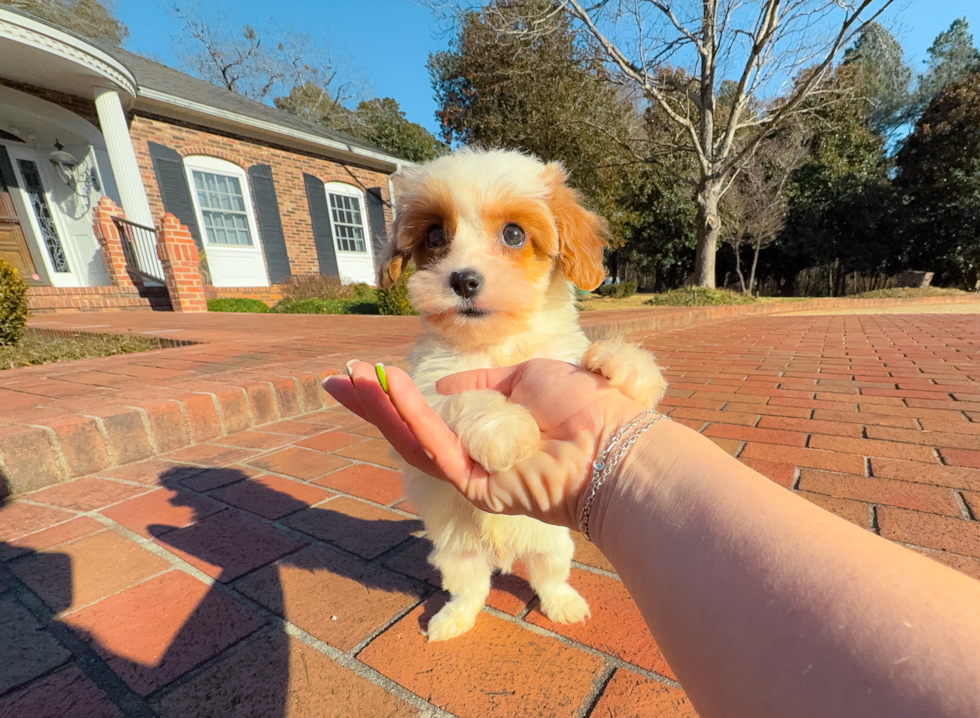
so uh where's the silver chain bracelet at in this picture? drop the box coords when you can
[578,411,671,541]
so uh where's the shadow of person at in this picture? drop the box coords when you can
[0,473,78,706]
[118,466,443,716]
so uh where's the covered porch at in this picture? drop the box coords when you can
[0,9,166,311]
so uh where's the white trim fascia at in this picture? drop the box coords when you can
[136,88,414,173]
[0,8,138,100]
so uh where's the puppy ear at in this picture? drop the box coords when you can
[377,238,410,289]
[544,163,608,291]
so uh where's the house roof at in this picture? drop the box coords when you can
[98,45,393,157]
[0,6,409,172]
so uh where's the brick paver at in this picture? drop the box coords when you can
[2,309,980,716]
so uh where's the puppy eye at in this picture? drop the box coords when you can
[427,226,446,248]
[502,223,526,248]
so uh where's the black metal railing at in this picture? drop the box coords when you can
[113,216,165,283]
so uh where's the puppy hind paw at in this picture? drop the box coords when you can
[583,338,668,409]
[539,584,591,625]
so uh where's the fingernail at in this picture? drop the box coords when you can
[375,363,389,394]
[346,359,360,376]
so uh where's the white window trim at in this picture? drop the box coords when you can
[183,155,263,253]
[324,181,373,259]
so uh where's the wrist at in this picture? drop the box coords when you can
[584,418,680,552]
[574,404,672,540]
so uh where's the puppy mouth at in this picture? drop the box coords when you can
[457,305,492,318]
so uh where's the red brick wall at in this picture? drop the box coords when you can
[204,286,287,304]
[0,79,101,126]
[128,114,395,277]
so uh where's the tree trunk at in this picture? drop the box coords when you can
[733,239,746,293]
[693,179,721,288]
[749,237,762,295]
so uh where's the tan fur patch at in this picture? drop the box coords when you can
[543,164,608,291]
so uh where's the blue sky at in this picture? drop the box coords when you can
[116,1,976,136]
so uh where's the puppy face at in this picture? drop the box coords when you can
[379,149,607,348]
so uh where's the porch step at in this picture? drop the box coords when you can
[26,286,153,313]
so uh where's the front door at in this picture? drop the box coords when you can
[0,147,39,284]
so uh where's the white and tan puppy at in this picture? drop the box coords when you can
[378,148,667,641]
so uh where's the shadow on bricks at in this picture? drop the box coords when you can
[0,473,121,716]
[0,465,540,714]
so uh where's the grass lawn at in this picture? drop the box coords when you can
[0,332,162,370]
[578,289,804,311]
[578,285,971,311]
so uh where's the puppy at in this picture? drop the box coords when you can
[378,148,667,641]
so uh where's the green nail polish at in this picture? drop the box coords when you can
[375,363,389,394]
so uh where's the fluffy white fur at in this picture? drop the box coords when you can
[381,148,667,641]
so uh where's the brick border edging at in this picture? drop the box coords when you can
[23,327,199,349]
[581,295,980,340]
[3,294,979,495]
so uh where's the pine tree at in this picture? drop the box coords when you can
[910,18,980,119]
[842,22,912,140]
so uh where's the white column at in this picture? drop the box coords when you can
[93,88,154,227]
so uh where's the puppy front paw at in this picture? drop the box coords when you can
[448,389,540,472]
[583,338,667,409]
[426,599,480,641]
[539,584,590,624]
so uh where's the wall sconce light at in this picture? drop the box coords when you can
[48,139,101,195]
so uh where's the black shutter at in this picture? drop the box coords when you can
[0,146,18,190]
[147,142,202,249]
[366,187,389,273]
[247,164,291,284]
[303,173,339,277]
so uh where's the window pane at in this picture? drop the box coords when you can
[327,191,368,253]
[193,170,254,246]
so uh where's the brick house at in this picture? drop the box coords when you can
[0,7,409,313]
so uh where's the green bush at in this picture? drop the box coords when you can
[377,264,417,316]
[269,298,379,315]
[594,281,637,299]
[282,274,376,302]
[850,287,968,299]
[0,260,30,346]
[207,298,269,313]
[645,287,755,307]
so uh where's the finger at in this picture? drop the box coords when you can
[322,374,369,421]
[434,364,522,397]
[384,366,476,487]
[346,362,445,478]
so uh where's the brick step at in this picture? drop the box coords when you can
[0,365,335,495]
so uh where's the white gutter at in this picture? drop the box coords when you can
[137,88,414,173]
[388,164,401,216]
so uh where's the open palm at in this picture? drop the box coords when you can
[324,358,643,529]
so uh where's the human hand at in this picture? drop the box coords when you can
[323,359,645,529]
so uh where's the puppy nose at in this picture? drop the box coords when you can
[450,269,483,299]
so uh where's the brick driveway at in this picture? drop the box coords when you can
[1,310,979,717]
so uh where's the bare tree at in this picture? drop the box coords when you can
[429,0,894,286]
[722,123,810,293]
[171,6,361,106]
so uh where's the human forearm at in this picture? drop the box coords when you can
[591,420,980,718]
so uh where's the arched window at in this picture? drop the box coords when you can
[183,155,269,287]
